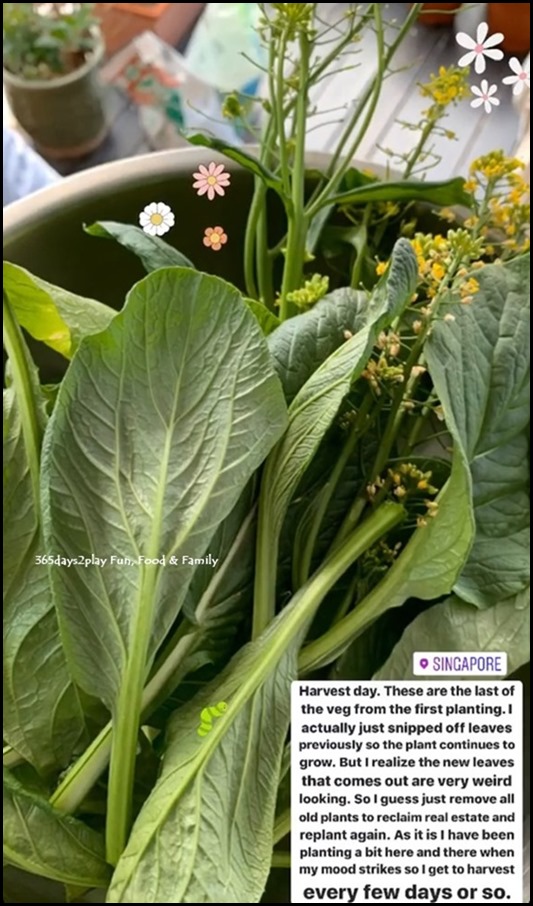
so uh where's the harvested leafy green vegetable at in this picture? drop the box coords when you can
[2,4,529,903]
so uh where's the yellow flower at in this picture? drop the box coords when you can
[470,151,525,184]
[419,66,469,108]
[460,277,480,298]
[431,262,446,281]
[376,261,389,276]
[439,207,456,223]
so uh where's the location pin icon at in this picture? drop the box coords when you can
[419,658,429,669]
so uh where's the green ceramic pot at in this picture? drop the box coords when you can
[3,33,107,159]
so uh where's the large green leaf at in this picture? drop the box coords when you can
[3,309,87,775]
[322,176,472,211]
[3,770,111,888]
[84,222,194,273]
[426,256,530,606]
[3,262,115,359]
[107,503,403,903]
[185,134,283,194]
[41,267,288,712]
[374,587,530,680]
[267,287,368,404]
[299,445,474,672]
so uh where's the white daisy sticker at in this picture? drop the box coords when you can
[503,57,531,96]
[471,80,500,114]
[139,202,175,236]
[456,22,504,74]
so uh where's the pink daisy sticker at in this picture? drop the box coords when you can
[193,162,231,200]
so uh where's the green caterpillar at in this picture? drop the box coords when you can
[197,701,228,737]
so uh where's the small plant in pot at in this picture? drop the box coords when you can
[3,3,530,903]
[3,2,107,158]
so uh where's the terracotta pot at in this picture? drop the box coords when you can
[488,3,530,55]
[3,34,107,159]
[413,3,461,27]
[97,3,205,56]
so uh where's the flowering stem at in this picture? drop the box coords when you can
[279,31,310,320]
[472,177,497,241]
[403,117,438,179]
[306,3,422,218]
[273,30,291,197]
[331,332,428,548]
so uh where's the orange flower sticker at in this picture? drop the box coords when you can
[203,226,228,251]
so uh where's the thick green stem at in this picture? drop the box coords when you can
[274,30,291,197]
[50,722,112,813]
[106,567,159,864]
[278,32,310,320]
[244,181,265,299]
[252,491,277,640]
[256,206,275,307]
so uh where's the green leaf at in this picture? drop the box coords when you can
[3,262,115,359]
[426,256,530,606]
[244,298,281,336]
[374,587,530,680]
[108,640,294,904]
[84,222,195,273]
[3,308,87,775]
[148,491,257,725]
[106,504,403,903]
[185,134,283,194]
[322,176,473,212]
[267,287,368,404]
[253,240,418,628]
[3,770,111,888]
[299,445,475,672]
[260,239,418,544]
[41,267,288,713]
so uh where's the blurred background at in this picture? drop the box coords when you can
[2,2,530,193]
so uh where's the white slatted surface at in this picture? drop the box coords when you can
[308,3,520,174]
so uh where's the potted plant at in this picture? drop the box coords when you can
[414,3,461,27]
[3,4,530,903]
[3,2,107,158]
